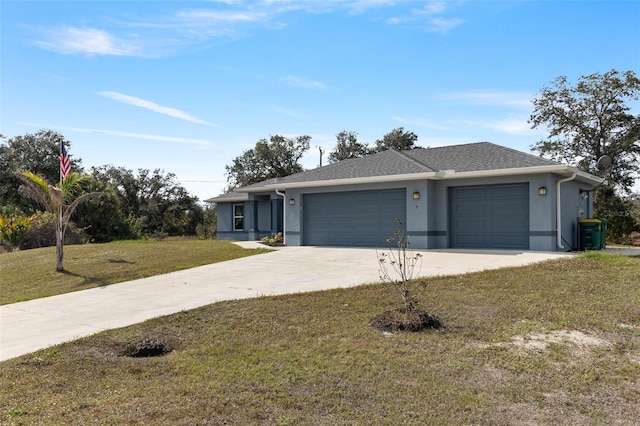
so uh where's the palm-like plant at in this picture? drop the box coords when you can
[18,171,105,271]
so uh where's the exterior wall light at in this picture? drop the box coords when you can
[412,191,421,200]
[538,186,547,196]
[289,198,295,205]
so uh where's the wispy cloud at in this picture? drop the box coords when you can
[392,115,452,131]
[419,2,448,16]
[426,17,464,34]
[176,9,266,23]
[386,2,464,33]
[34,27,142,57]
[97,91,217,126]
[412,2,465,33]
[51,125,213,146]
[31,1,467,57]
[483,117,532,134]
[280,75,327,90]
[272,106,308,119]
[435,91,534,108]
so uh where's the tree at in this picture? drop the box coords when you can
[18,171,105,271]
[73,178,135,243]
[225,135,311,189]
[90,166,204,237]
[529,70,640,193]
[0,130,83,211]
[328,130,370,163]
[373,127,419,152]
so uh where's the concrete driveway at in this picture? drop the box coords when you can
[0,243,571,362]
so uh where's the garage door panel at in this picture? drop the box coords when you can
[450,184,529,250]
[491,234,529,248]
[455,187,488,199]
[453,233,487,247]
[303,189,406,247]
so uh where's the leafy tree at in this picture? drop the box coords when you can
[373,127,419,152]
[73,178,136,242]
[593,187,638,242]
[225,135,311,189]
[0,130,83,211]
[90,166,204,237]
[530,70,640,193]
[328,130,370,163]
[18,171,105,271]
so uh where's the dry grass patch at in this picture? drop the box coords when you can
[1,253,639,424]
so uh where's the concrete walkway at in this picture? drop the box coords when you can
[1,244,571,362]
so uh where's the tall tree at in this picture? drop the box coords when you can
[328,130,370,163]
[374,127,419,152]
[225,135,311,189]
[0,130,83,211]
[529,69,640,192]
[73,178,135,243]
[18,171,105,271]
[90,166,203,237]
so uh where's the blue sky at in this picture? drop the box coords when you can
[2,0,639,201]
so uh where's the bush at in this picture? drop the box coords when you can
[260,233,284,246]
[0,214,36,251]
[19,212,84,250]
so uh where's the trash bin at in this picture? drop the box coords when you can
[578,219,602,250]
[598,218,607,249]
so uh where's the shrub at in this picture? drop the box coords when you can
[260,233,284,246]
[0,214,36,251]
[19,212,83,250]
[377,221,424,312]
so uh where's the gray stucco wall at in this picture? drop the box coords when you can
[216,194,284,241]
[217,173,593,251]
[216,201,249,241]
[281,173,593,251]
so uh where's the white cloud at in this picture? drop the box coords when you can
[426,17,464,34]
[35,27,142,57]
[392,115,452,131]
[436,91,534,108]
[272,106,308,119]
[483,117,532,134]
[416,2,448,16]
[49,126,213,146]
[280,75,327,90]
[97,91,217,126]
[175,9,266,23]
[31,1,467,57]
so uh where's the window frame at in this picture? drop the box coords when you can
[233,203,245,231]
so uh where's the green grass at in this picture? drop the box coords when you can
[1,250,639,425]
[0,239,271,304]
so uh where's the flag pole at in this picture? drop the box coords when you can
[59,141,64,270]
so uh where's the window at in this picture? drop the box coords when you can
[233,204,244,231]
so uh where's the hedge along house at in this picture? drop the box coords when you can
[207,142,602,251]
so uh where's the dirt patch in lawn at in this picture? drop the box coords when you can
[511,330,612,356]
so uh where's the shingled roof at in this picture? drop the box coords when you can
[403,142,559,172]
[247,142,563,189]
[208,142,598,199]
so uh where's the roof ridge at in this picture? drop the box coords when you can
[389,149,436,172]
[488,142,559,164]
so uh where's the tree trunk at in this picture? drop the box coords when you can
[56,207,64,271]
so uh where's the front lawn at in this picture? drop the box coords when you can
[1,253,638,424]
[1,240,270,304]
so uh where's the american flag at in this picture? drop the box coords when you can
[60,143,71,179]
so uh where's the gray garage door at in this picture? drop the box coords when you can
[303,189,406,247]
[450,183,529,249]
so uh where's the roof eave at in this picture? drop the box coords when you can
[443,165,602,185]
[259,172,440,191]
